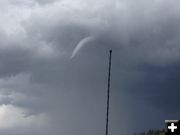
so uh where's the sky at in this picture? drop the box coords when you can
[0,0,180,135]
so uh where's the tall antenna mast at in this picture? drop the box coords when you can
[105,50,112,135]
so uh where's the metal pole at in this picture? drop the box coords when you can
[105,50,112,135]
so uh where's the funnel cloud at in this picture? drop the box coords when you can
[71,36,95,59]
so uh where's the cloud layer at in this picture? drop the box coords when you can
[0,0,180,135]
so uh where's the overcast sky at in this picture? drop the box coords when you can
[0,0,180,135]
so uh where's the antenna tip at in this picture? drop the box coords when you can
[109,50,112,53]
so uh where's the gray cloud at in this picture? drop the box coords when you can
[0,0,180,135]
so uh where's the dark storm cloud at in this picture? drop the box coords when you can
[131,63,180,112]
[0,0,180,135]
